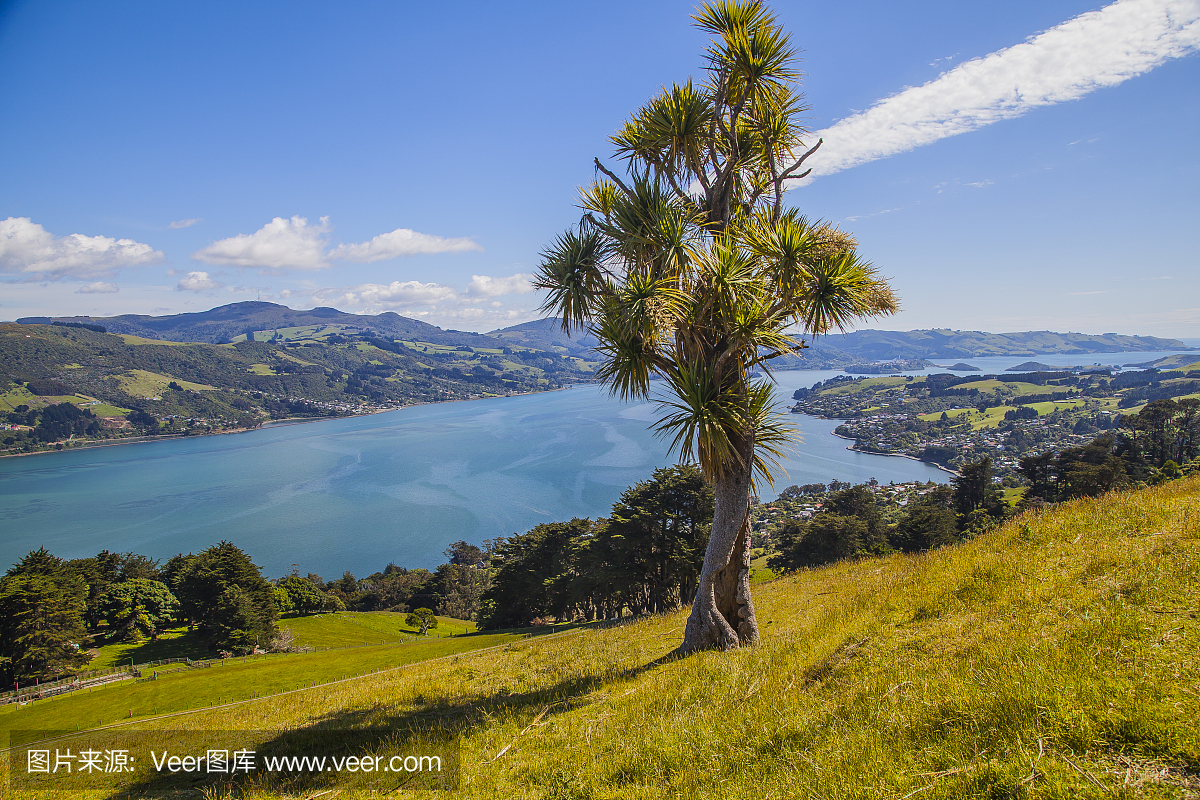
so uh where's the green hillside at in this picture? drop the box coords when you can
[19,301,506,347]
[6,477,1197,797]
[0,321,595,454]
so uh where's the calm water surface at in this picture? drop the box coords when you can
[2,352,1191,577]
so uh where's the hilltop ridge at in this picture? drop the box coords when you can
[16,303,1191,365]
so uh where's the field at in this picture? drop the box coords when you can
[5,477,1198,797]
[281,611,478,646]
[116,335,191,347]
[0,634,523,747]
[84,613,478,670]
[115,369,214,398]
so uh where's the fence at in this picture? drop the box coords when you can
[0,635,477,706]
[0,658,199,705]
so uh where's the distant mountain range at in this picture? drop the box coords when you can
[18,303,1194,364]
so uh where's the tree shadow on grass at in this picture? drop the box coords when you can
[113,650,682,796]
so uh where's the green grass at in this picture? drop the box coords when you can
[1027,399,1087,415]
[86,626,212,669]
[116,334,191,346]
[1167,360,1200,373]
[116,369,213,397]
[968,405,1011,429]
[281,612,477,647]
[86,403,131,417]
[819,375,909,396]
[0,388,103,413]
[84,614,480,669]
[8,478,1200,797]
[0,386,39,411]
[1001,486,1025,506]
[918,407,971,422]
[0,634,520,746]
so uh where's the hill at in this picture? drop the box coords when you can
[18,301,500,348]
[18,303,1191,366]
[7,477,1197,797]
[488,317,600,358]
[1131,353,1200,371]
[788,328,1194,369]
[0,321,595,454]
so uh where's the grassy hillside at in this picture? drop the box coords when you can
[0,634,522,747]
[81,613,478,670]
[6,477,1198,797]
[0,321,596,454]
[281,611,477,646]
[19,301,506,348]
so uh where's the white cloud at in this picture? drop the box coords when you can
[193,215,331,271]
[331,228,481,262]
[844,207,901,222]
[76,281,119,294]
[792,0,1200,185]
[192,217,482,271]
[177,271,225,292]
[313,280,458,310]
[0,216,164,280]
[169,218,202,229]
[465,272,534,297]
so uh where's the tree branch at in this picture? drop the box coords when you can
[778,139,822,180]
[594,158,633,197]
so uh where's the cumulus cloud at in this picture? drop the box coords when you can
[77,281,119,294]
[177,271,225,292]
[192,215,331,271]
[169,218,202,229]
[465,272,534,297]
[192,216,482,271]
[331,228,481,263]
[312,280,458,310]
[792,0,1200,185]
[0,216,164,280]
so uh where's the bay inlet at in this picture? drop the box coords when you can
[0,374,950,577]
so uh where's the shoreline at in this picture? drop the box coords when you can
[0,385,580,461]
[827,428,960,477]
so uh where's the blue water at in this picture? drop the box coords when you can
[3,349,1192,578]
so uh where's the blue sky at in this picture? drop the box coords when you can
[2,0,1198,336]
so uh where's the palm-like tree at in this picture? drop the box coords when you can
[535,0,899,652]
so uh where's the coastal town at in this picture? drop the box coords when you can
[790,364,1200,478]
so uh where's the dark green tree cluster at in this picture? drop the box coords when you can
[274,573,342,614]
[167,542,278,653]
[478,466,714,629]
[1020,398,1200,503]
[98,578,179,642]
[296,540,494,621]
[0,549,90,686]
[770,458,1005,571]
[3,402,102,449]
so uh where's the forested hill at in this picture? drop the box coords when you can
[16,302,1191,365]
[0,321,595,455]
[784,328,1193,368]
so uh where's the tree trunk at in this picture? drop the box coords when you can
[678,455,759,653]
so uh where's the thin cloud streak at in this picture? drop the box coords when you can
[793,0,1200,184]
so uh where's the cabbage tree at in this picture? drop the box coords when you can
[535,0,899,652]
